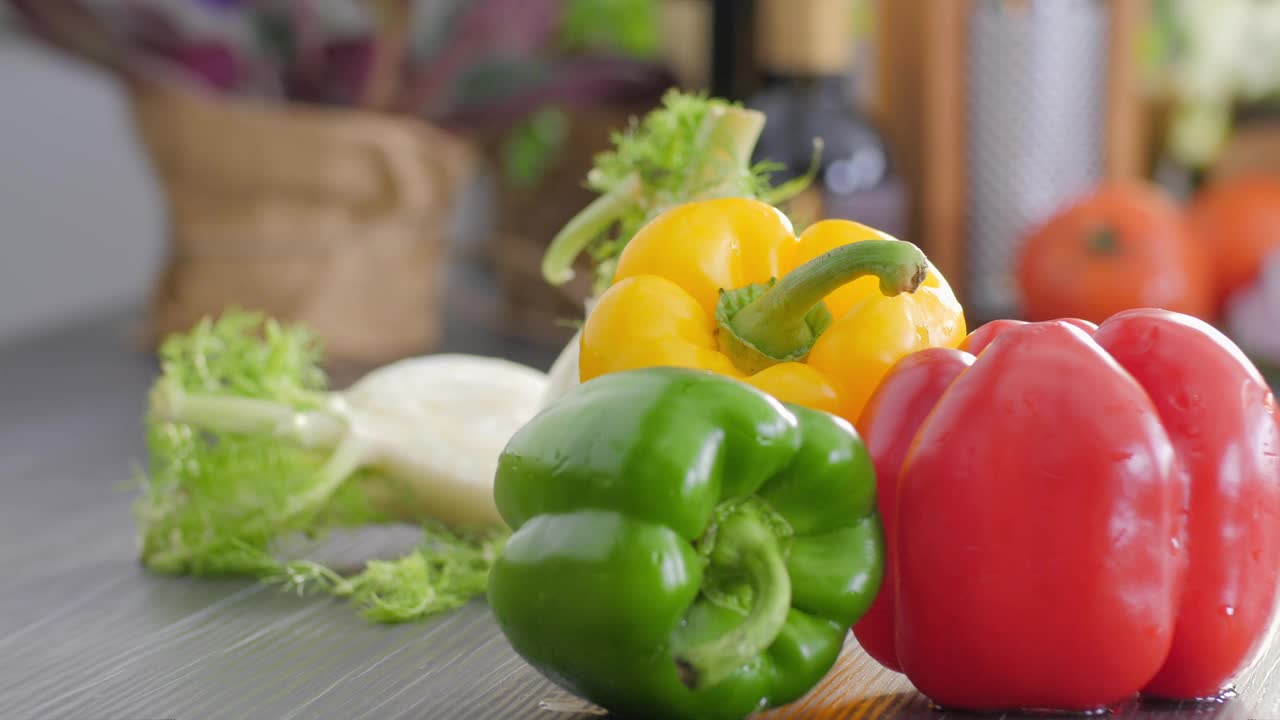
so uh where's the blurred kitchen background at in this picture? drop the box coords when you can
[2,0,1279,382]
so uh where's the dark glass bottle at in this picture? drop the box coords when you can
[747,0,907,237]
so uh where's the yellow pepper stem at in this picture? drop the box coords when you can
[718,240,930,374]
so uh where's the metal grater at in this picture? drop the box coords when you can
[966,0,1109,321]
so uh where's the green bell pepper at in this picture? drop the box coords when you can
[488,366,884,720]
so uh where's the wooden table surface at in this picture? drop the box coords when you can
[3,289,1279,720]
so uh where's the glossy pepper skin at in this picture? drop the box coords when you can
[489,367,884,720]
[1095,310,1280,699]
[855,310,1280,712]
[578,197,966,425]
[850,347,973,673]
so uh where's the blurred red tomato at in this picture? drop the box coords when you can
[1015,182,1213,324]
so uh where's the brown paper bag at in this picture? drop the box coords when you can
[131,81,473,365]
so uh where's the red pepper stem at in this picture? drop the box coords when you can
[721,241,929,372]
[674,510,791,690]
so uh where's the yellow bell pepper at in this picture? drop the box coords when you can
[579,197,967,423]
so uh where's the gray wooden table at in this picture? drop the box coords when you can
[3,306,1279,720]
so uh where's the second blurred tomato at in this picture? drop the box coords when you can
[1188,175,1280,311]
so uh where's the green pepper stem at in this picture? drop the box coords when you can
[675,511,791,690]
[720,240,929,371]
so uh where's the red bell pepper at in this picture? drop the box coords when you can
[852,309,1280,712]
[852,347,973,673]
[957,317,1098,355]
